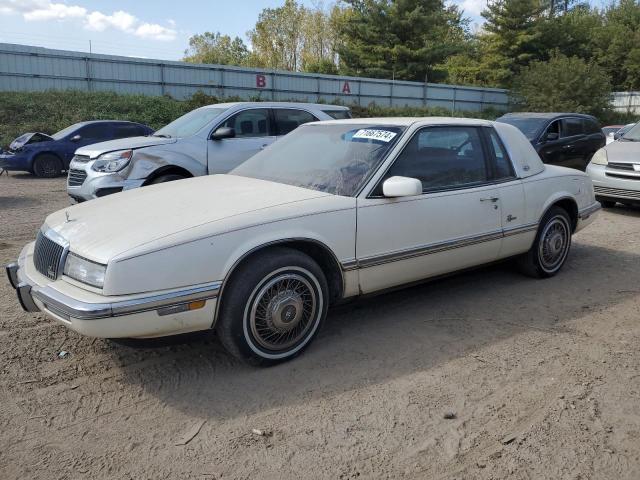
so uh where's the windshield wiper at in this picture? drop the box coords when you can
[153,133,172,138]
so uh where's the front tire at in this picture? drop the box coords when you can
[32,154,62,178]
[517,206,572,278]
[149,173,186,185]
[216,247,329,366]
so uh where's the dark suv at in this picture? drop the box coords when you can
[496,113,605,170]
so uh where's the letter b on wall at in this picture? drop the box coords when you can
[256,74,267,88]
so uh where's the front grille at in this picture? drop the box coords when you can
[72,154,90,163]
[67,168,87,187]
[594,186,640,200]
[33,230,65,280]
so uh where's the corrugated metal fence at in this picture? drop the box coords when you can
[611,92,640,114]
[0,43,509,112]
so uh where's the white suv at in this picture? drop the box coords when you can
[67,102,350,202]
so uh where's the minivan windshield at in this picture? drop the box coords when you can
[155,107,227,138]
[620,123,640,141]
[496,117,546,140]
[231,124,405,197]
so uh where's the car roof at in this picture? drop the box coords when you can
[307,117,495,127]
[498,112,597,121]
[200,102,349,111]
[73,120,148,127]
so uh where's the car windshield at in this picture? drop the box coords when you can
[496,117,546,140]
[231,123,406,197]
[155,107,227,138]
[51,123,83,140]
[620,123,639,141]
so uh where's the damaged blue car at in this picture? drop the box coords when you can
[0,120,153,178]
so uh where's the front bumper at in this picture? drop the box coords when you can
[0,152,30,172]
[587,163,640,203]
[67,158,144,202]
[6,245,220,338]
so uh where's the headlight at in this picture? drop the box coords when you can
[63,252,106,288]
[91,150,132,173]
[590,148,608,166]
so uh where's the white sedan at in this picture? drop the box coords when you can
[7,118,600,365]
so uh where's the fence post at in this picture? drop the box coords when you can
[452,87,457,113]
[423,82,427,108]
[219,68,225,99]
[159,63,165,96]
[85,56,91,92]
[272,72,276,100]
[389,81,393,107]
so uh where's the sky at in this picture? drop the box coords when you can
[0,0,610,61]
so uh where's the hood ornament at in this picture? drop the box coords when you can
[65,211,75,223]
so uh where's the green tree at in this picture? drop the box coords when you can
[592,0,640,90]
[183,32,250,66]
[248,0,307,71]
[478,0,548,87]
[511,52,611,115]
[334,0,468,82]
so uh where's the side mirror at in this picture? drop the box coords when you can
[211,127,235,141]
[544,132,559,142]
[382,176,423,198]
[70,134,81,142]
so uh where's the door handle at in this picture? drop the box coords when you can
[260,144,268,150]
[480,197,499,202]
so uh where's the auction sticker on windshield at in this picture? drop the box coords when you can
[352,129,398,142]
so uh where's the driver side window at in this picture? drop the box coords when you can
[384,126,489,193]
[221,109,271,138]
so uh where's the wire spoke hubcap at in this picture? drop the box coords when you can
[249,273,317,352]
[539,217,569,271]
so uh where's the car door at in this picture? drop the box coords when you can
[536,119,569,166]
[273,108,318,137]
[356,125,503,294]
[560,117,590,170]
[207,108,276,174]
[581,118,606,163]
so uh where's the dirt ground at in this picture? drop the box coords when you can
[0,173,639,480]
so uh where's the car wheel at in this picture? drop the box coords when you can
[32,154,62,178]
[149,173,186,185]
[216,247,329,366]
[517,206,572,278]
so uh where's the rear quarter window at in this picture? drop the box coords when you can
[322,109,352,120]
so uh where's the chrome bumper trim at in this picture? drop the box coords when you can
[578,202,601,220]
[30,281,222,320]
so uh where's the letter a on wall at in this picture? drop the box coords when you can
[256,74,267,88]
[342,81,351,94]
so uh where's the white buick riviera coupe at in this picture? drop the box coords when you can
[7,118,600,365]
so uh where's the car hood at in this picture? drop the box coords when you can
[604,140,640,163]
[44,175,336,264]
[75,136,177,158]
[10,132,54,150]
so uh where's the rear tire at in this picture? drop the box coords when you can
[149,173,186,185]
[32,154,62,178]
[517,206,572,278]
[216,247,329,366]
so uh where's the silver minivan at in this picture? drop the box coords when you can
[67,102,351,202]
